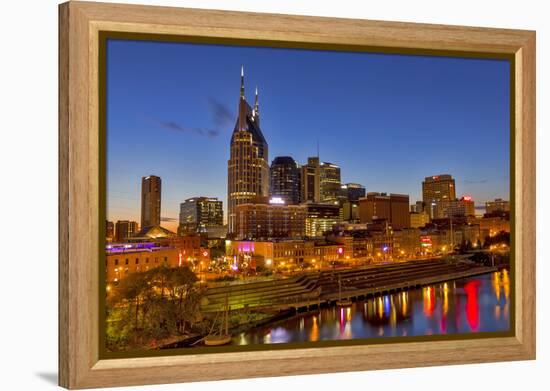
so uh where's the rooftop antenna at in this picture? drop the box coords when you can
[317,138,320,159]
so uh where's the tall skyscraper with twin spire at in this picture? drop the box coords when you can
[227,67,269,234]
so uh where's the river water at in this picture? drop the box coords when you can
[233,270,510,345]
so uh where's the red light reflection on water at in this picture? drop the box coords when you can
[464,280,480,331]
[423,287,435,317]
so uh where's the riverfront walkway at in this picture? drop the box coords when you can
[200,259,496,313]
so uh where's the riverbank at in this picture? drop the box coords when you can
[201,258,501,313]
[232,269,511,345]
[164,261,507,348]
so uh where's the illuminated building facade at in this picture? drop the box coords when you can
[409,211,430,228]
[105,237,209,284]
[301,157,321,203]
[320,162,341,203]
[227,68,269,234]
[226,239,345,269]
[106,246,178,283]
[234,203,307,240]
[178,197,223,235]
[141,175,161,228]
[479,215,510,237]
[422,174,456,218]
[304,203,341,237]
[437,196,476,218]
[270,156,301,204]
[114,220,138,242]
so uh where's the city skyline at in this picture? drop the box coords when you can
[107,39,510,231]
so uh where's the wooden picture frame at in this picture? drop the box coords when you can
[59,1,536,388]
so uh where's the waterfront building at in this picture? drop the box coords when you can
[358,192,410,229]
[106,245,179,283]
[304,203,341,237]
[106,220,114,242]
[227,68,269,234]
[330,235,373,263]
[114,220,138,242]
[422,174,456,219]
[178,197,223,235]
[106,233,209,284]
[320,162,342,203]
[234,203,307,240]
[270,156,301,204]
[141,175,161,228]
[393,228,422,257]
[226,239,345,270]
[486,198,510,213]
[300,157,321,203]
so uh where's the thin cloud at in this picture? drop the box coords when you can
[208,97,234,127]
[156,120,219,138]
[161,217,178,222]
[463,179,489,184]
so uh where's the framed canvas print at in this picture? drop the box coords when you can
[58,1,536,389]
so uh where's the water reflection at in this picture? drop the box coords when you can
[234,271,510,345]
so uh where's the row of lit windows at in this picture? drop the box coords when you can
[106,256,168,267]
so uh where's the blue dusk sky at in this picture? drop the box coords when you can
[106,39,510,230]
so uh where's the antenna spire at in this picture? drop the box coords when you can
[254,85,259,114]
[240,66,245,98]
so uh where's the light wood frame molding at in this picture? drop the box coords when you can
[59,1,536,389]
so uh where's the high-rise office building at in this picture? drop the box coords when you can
[390,193,411,229]
[178,197,223,234]
[270,156,301,204]
[411,200,425,214]
[422,174,456,203]
[106,220,114,241]
[359,192,410,229]
[301,157,321,203]
[115,220,138,242]
[141,175,161,228]
[227,68,269,234]
[320,162,341,203]
[342,183,366,202]
[339,183,365,223]
[422,174,456,219]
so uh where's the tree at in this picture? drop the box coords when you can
[167,267,201,334]
[108,271,153,347]
[106,266,204,351]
